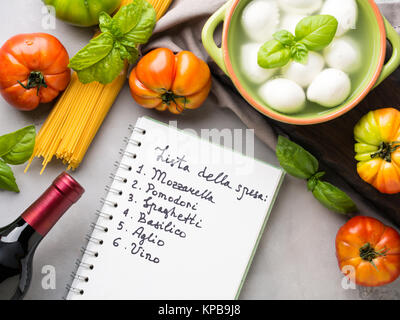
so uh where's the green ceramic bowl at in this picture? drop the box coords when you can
[202,0,400,125]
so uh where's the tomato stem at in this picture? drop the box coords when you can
[370,141,400,162]
[17,71,47,96]
[359,242,388,270]
[161,91,187,113]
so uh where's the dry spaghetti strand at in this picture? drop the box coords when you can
[147,0,173,20]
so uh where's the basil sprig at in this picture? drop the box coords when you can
[0,126,36,193]
[276,136,357,214]
[69,0,156,84]
[258,15,338,69]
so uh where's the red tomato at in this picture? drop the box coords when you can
[0,33,71,111]
[129,48,211,114]
[336,216,400,287]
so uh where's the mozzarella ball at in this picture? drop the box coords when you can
[282,52,324,88]
[241,0,280,42]
[307,68,351,108]
[279,0,322,14]
[259,78,306,114]
[320,0,358,37]
[324,37,361,74]
[280,13,306,34]
[240,43,276,84]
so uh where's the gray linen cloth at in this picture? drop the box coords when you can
[144,0,400,151]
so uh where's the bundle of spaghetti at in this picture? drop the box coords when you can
[26,0,172,174]
[147,0,173,20]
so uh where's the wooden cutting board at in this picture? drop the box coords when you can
[270,72,400,227]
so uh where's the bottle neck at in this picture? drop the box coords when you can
[21,186,73,236]
[21,173,84,237]
[0,218,43,251]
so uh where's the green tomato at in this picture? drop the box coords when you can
[43,0,122,27]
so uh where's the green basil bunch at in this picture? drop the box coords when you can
[276,136,357,214]
[0,126,36,193]
[69,0,156,84]
[258,15,338,69]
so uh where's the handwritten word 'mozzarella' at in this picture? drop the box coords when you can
[151,167,216,204]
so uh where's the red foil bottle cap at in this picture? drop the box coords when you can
[52,172,84,203]
[22,172,85,236]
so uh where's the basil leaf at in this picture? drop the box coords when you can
[99,12,113,33]
[76,46,125,84]
[276,136,319,179]
[258,40,291,69]
[112,1,143,35]
[274,30,295,46]
[69,32,114,71]
[120,0,156,45]
[307,172,325,192]
[276,136,357,215]
[70,0,155,84]
[295,15,338,51]
[0,125,36,165]
[0,160,19,193]
[291,42,308,64]
[126,46,139,64]
[312,181,358,214]
[115,42,139,64]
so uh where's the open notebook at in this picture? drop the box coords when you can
[66,117,284,300]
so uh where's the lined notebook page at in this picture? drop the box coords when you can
[67,117,284,300]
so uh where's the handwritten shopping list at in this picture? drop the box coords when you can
[111,143,274,266]
[68,117,284,299]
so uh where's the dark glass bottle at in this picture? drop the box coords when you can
[0,172,84,300]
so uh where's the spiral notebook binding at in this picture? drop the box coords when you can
[64,123,146,299]
[109,173,128,183]
[124,137,142,147]
[119,149,137,159]
[71,272,89,283]
[129,124,146,135]
[81,247,99,258]
[105,186,123,196]
[95,210,113,220]
[90,222,109,233]
[85,234,104,245]
[75,259,94,270]
[114,161,133,172]
[66,284,84,296]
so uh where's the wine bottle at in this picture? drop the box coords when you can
[0,172,84,300]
